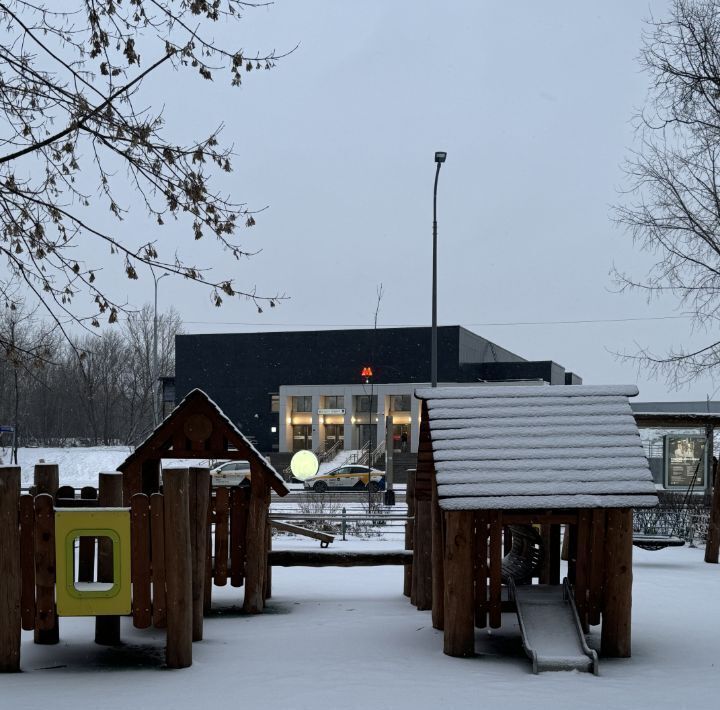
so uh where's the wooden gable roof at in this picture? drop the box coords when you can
[415,384,657,511]
[118,388,288,496]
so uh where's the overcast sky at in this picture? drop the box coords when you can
[107,1,719,403]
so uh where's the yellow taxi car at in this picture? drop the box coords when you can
[303,464,386,493]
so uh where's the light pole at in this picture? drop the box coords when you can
[432,151,447,388]
[151,268,170,427]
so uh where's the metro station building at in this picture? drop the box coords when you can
[172,326,581,459]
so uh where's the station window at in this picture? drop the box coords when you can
[390,394,411,412]
[292,396,312,413]
[324,395,344,409]
[356,395,378,412]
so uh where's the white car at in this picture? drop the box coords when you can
[303,464,386,493]
[210,460,251,487]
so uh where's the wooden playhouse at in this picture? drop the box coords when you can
[411,384,658,672]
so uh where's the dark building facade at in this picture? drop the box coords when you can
[173,326,580,454]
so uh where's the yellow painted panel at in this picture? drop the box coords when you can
[55,509,132,616]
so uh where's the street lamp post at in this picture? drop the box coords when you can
[432,151,447,388]
[151,269,170,427]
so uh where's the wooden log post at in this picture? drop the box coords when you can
[230,486,249,588]
[575,509,591,632]
[404,470,415,599]
[213,486,229,586]
[243,462,269,614]
[130,494,152,629]
[601,508,633,658]
[188,467,210,642]
[705,457,720,563]
[431,476,444,630]
[34,462,59,498]
[443,511,475,657]
[488,511,503,629]
[414,499,433,611]
[588,508,606,626]
[34,493,58,645]
[549,524,561,586]
[163,468,193,669]
[150,493,167,628]
[474,511,488,628]
[95,472,123,645]
[19,495,35,632]
[0,466,21,672]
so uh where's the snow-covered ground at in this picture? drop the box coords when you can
[4,540,720,710]
[5,447,720,708]
[11,446,131,488]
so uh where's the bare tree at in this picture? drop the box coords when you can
[615,0,720,385]
[0,1,288,354]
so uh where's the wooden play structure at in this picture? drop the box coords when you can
[408,384,658,673]
[117,388,289,614]
[1,465,199,671]
[0,390,289,673]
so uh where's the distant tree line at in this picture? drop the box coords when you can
[0,304,181,452]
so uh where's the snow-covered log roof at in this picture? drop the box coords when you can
[415,384,657,511]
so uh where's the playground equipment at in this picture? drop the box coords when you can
[409,384,658,673]
[0,465,199,672]
[1,392,290,673]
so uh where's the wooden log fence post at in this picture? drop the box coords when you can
[601,508,633,658]
[19,495,36,632]
[163,468,193,669]
[488,511,503,629]
[0,466,21,672]
[705,457,720,563]
[131,494,152,629]
[244,463,269,614]
[150,493,167,628]
[443,510,475,657]
[431,476,444,630]
[189,467,210,642]
[95,472,123,645]
[33,493,58,645]
[474,511,488,629]
[414,498,433,610]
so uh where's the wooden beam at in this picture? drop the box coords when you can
[189,468,210,642]
[95,472,122,646]
[243,462,269,613]
[0,467,21,672]
[431,475,445,630]
[601,508,633,658]
[33,493,58,645]
[268,550,412,567]
[164,469,193,669]
[501,512,579,526]
[588,508,606,627]
[443,511,475,657]
[474,511,488,629]
[705,457,720,563]
[150,493,167,628]
[131,494,152,630]
[414,499,433,610]
[488,511,502,629]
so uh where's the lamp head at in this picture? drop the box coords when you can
[434,151,447,164]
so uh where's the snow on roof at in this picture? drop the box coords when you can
[415,384,657,511]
